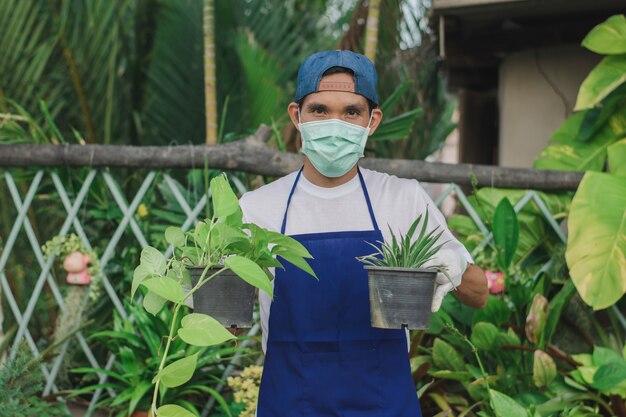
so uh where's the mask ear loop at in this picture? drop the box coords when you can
[297,106,302,125]
[366,108,374,129]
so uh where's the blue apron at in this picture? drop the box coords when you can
[257,167,423,417]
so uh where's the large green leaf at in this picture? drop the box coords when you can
[575,55,626,111]
[566,171,626,309]
[140,246,167,275]
[224,255,273,297]
[534,106,626,171]
[141,277,185,303]
[177,313,235,346]
[210,174,239,219]
[492,198,519,271]
[156,352,199,388]
[582,15,626,55]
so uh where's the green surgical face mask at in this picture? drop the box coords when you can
[298,108,373,178]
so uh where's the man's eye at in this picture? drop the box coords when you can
[347,110,359,116]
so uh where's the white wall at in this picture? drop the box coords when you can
[498,44,600,168]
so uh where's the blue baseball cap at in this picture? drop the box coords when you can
[294,50,379,106]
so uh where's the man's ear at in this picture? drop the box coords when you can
[287,102,300,131]
[367,108,384,136]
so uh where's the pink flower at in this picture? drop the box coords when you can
[486,270,505,294]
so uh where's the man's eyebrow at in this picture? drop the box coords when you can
[306,102,328,111]
[345,103,366,112]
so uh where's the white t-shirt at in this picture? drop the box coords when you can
[239,168,472,353]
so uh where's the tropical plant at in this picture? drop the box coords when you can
[357,209,448,270]
[534,14,626,310]
[67,300,245,417]
[130,173,316,416]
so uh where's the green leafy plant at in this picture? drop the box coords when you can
[357,209,449,271]
[0,345,71,417]
[68,300,244,417]
[569,345,626,398]
[533,14,626,310]
[130,173,316,417]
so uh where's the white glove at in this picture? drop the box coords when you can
[423,248,467,312]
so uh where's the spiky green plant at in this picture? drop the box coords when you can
[357,209,450,271]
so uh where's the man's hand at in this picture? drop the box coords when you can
[423,249,467,312]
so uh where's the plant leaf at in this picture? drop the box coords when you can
[165,226,186,247]
[471,322,503,351]
[489,389,529,417]
[156,352,199,388]
[141,277,185,303]
[592,362,626,391]
[140,246,167,275]
[432,339,465,372]
[566,171,626,309]
[582,15,626,55]
[210,174,239,218]
[492,197,519,271]
[224,255,274,297]
[131,265,151,299]
[143,290,166,315]
[575,55,626,111]
[177,313,235,346]
[276,252,317,280]
[156,404,195,417]
[533,350,557,388]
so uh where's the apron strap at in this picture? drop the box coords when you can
[280,166,380,234]
[357,167,380,231]
[280,167,304,234]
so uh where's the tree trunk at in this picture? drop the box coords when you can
[203,0,218,145]
[364,0,381,63]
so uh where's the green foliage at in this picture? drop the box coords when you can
[492,198,520,272]
[582,15,626,55]
[357,209,448,270]
[68,301,239,417]
[0,346,71,417]
[566,160,626,310]
[129,172,316,413]
[570,344,626,397]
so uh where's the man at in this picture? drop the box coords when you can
[240,50,488,417]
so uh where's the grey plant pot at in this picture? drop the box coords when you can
[187,266,255,329]
[365,266,437,330]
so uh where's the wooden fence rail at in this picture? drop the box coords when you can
[0,126,583,191]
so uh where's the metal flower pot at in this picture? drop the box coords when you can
[187,266,255,329]
[365,266,437,330]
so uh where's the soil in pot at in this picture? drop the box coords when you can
[366,266,436,330]
[187,266,255,329]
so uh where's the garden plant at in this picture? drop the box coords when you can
[130,173,316,416]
